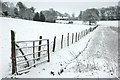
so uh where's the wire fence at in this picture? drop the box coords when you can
[10,25,98,75]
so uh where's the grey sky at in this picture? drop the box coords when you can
[2,0,119,16]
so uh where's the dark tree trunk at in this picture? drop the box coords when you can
[89,21,91,25]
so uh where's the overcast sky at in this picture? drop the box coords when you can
[2,0,120,16]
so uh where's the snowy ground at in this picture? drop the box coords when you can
[98,21,118,27]
[56,20,119,27]
[0,17,118,79]
[14,26,118,78]
[0,17,95,79]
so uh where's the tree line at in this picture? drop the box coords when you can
[1,1,46,22]
[1,1,62,23]
[78,5,120,21]
[1,1,35,20]
[77,4,120,25]
[1,1,120,24]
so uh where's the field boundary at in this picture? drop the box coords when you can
[11,25,98,75]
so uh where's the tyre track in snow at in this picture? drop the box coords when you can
[76,26,118,78]
[85,26,118,62]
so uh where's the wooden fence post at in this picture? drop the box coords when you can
[78,32,80,41]
[84,30,85,36]
[80,32,81,39]
[79,32,80,40]
[67,33,69,46]
[52,36,56,52]
[91,28,93,31]
[11,30,17,74]
[85,30,86,35]
[83,31,85,36]
[47,40,50,62]
[33,41,36,67]
[90,27,91,32]
[83,30,85,36]
[90,27,92,32]
[38,36,42,60]
[61,35,63,48]
[81,31,83,38]
[75,32,77,42]
[72,33,74,44]
[86,29,88,35]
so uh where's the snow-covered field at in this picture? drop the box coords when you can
[0,17,95,79]
[15,26,118,78]
[56,20,83,25]
[97,21,118,27]
[15,28,96,78]
[56,20,119,27]
[0,17,118,79]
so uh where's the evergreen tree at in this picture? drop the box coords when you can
[39,11,45,22]
[33,12,40,21]
[14,8,19,16]
[3,11,8,16]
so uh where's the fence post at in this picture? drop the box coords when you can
[83,30,85,36]
[85,30,86,36]
[52,36,56,52]
[86,29,88,35]
[84,30,85,36]
[86,29,87,35]
[78,32,80,41]
[11,30,17,74]
[90,28,91,32]
[38,36,42,60]
[67,33,69,46]
[81,31,82,38]
[47,40,50,62]
[72,33,74,44]
[91,27,93,31]
[79,32,81,39]
[75,32,77,42]
[61,35,63,48]
[33,41,36,67]
[89,27,91,32]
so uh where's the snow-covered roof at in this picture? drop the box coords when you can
[57,16,69,19]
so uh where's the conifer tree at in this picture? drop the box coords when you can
[33,12,40,21]
[39,11,45,22]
